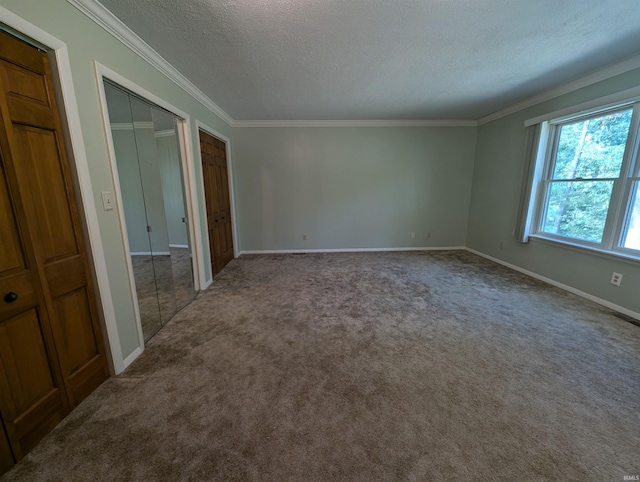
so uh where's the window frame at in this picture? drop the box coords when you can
[530,100,640,260]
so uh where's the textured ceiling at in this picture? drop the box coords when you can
[97,0,640,121]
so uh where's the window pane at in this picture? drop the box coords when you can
[542,180,614,243]
[621,181,640,250]
[552,110,632,180]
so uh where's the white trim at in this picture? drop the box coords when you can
[130,251,171,256]
[175,118,205,291]
[68,0,234,126]
[466,248,640,322]
[528,235,640,267]
[0,7,127,374]
[201,278,213,290]
[195,121,240,284]
[121,346,143,369]
[169,244,189,249]
[155,129,176,138]
[94,66,146,363]
[524,86,640,127]
[109,122,151,131]
[233,119,478,128]
[479,54,640,125]
[98,63,191,120]
[109,123,132,131]
[109,121,155,131]
[238,246,466,255]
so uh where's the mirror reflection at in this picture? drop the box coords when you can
[104,81,195,341]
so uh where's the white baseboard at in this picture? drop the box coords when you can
[238,246,466,255]
[169,244,189,249]
[465,248,640,321]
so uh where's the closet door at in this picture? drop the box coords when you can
[103,83,194,342]
[0,145,69,461]
[105,84,163,339]
[129,98,176,326]
[199,131,234,275]
[0,420,12,474]
[0,31,108,470]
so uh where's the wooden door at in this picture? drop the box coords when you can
[199,131,234,275]
[0,32,108,471]
[0,418,12,474]
[0,144,70,464]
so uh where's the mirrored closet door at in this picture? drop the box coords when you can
[104,81,195,341]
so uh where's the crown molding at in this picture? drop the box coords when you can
[67,0,234,126]
[233,119,478,128]
[109,121,154,130]
[67,1,640,130]
[478,54,640,125]
[155,129,176,138]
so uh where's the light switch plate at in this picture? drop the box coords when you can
[101,191,114,211]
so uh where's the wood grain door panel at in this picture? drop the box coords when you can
[200,131,234,276]
[0,148,69,462]
[53,288,105,403]
[0,309,67,458]
[0,418,12,474]
[0,309,59,417]
[0,31,108,472]
[12,126,77,261]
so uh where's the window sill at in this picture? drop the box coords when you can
[528,234,640,266]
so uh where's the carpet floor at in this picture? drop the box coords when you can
[3,251,639,481]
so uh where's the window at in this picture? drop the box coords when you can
[530,101,640,258]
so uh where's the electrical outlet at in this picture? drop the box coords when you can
[426,232,431,239]
[411,232,416,239]
[610,272,623,286]
[302,234,307,241]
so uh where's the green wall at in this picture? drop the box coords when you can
[233,126,477,251]
[467,67,640,315]
[0,0,231,361]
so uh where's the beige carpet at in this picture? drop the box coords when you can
[3,251,639,481]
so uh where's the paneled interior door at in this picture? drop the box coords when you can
[0,419,12,474]
[0,31,108,475]
[199,130,234,275]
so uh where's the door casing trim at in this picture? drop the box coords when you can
[94,61,206,361]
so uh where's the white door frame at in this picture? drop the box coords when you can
[0,8,126,373]
[94,62,206,353]
[195,121,240,288]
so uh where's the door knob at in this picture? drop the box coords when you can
[3,292,18,303]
